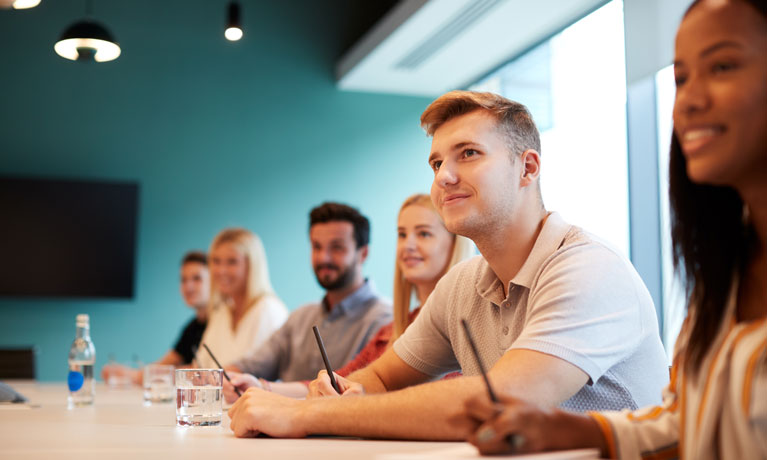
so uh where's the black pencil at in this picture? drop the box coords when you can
[201,343,242,396]
[461,319,523,451]
[460,319,498,402]
[312,325,342,394]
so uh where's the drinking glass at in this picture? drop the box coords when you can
[175,369,223,426]
[142,364,175,404]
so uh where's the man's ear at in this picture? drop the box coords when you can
[520,149,541,187]
[357,245,369,263]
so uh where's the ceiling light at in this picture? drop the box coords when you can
[225,2,242,42]
[0,0,41,9]
[55,0,120,64]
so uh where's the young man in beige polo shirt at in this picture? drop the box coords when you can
[227,91,668,441]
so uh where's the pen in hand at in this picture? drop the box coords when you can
[201,343,242,397]
[461,319,524,452]
[312,325,342,394]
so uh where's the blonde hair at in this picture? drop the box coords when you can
[208,228,275,312]
[391,194,475,341]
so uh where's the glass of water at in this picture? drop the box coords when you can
[143,364,175,405]
[175,369,223,426]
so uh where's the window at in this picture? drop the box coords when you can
[656,64,685,360]
[471,0,629,256]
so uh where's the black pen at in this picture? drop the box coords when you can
[312,325,342,394]
[460,319,524,451]
[201,343,242,396]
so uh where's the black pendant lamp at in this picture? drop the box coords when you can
[54,0,120,62]
[225,1,243,41]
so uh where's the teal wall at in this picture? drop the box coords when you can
[0,1,433,380]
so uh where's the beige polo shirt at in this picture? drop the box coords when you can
[393,212,669,411]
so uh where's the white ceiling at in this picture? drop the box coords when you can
[336,0,609,96]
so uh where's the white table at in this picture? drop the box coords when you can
[1,382,601,460]
[0,381,470,460]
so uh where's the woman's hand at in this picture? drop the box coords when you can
[101,363,141,386]
[462,393,608,456]
[223,371,262,404]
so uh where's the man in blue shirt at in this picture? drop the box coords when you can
[223,202,392,400]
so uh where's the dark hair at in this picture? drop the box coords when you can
[669,136,753,370]
[181,250,207,266]
[309,202,370,248]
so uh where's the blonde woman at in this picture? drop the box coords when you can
[329,193,474,378]
[303,193,474,397]
[197,228,288,368]
[223,195,473,401]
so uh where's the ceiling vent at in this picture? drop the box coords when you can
[336,0,610,97]
[395,0,505,70]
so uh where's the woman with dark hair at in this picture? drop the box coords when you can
[460,0,766,458]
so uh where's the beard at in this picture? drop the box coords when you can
[313,260,357,291]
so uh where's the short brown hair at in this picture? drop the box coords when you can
[420,90,541,156]
[181,250,207,266]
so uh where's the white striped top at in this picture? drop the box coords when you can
[591,281,767,459]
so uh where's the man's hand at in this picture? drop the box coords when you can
[307,370,364,398]
[228,387,308,438]
[223,371,262,404]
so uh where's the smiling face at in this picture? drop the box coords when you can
[310,221,366,291]
[209,242,248,297]
[673,0,767,188]
[396,204,454,286]
[180,261,210,309]
[428,109,522,238]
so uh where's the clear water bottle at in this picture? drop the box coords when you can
[68,314,95,408]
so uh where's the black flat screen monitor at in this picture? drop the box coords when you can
[0,176,139,298]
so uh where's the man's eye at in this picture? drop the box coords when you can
[397,232,406,239]
[418,231,432,238]
[430,160,442,171]
[463,149,478,158]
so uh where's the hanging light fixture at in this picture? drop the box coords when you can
[54,0,120,62]
[224,1,243,41]
[0,0,41,9]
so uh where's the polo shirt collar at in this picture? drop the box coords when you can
[323,279,378,319]
[475,212,571,302]
[510,212,571,289]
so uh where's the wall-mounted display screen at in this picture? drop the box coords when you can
[0,176,139,298]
